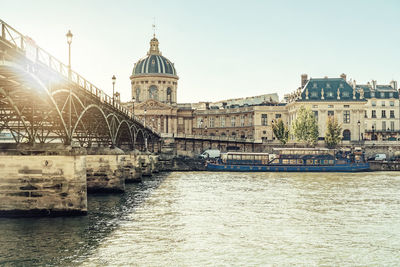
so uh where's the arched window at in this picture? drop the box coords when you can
[167,87,172,103]
[135,87,140,101]
[343,129,351,140]
[149,85,158,100]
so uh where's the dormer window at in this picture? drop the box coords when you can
[339,83,344,88]
[311,91,318,97]
[389,92,394,98]
[313,83,317,88]
[151,60,155,65]
[326,83,331,88]
[327,91,334,97]
[371,92,375,98]
[342,91,350,97]
[380,92,385,98]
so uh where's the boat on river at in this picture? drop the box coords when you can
[206,148,370,172]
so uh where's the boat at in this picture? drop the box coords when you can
[206,148,370,172]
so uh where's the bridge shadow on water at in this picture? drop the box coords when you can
[0,172,171,266]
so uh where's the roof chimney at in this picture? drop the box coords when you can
[372,80,377,90]
[340,73,347,81]
[390,80,398,90]
[301,74,308,88]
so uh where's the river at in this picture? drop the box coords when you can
[0,171,400,266]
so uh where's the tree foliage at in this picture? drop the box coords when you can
[292,106,319,146]
[325,116,342,148]
[272,119,289,145]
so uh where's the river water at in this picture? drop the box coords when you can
[1,171,400,266]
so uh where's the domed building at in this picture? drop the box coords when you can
[130,36,178,104]
[131,35,194,136]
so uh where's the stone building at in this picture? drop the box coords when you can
[356,80,399,141]
[192,102,287,143]
[130,35,193,135]
[286,74,400,142]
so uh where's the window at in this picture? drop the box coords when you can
[391,121,395,131]
[178,117,183,124]
[209,117,215,128]
[327,92,334,98]
[390,110,395,118]
[382,121,386,131]
[390,101,395,106]
[166,87,172,103]
[343,110,350,123]
[312,105,318,108]
[263,131,267,134]
[328,110,334,117]
[197,118,203,128]
[221,117,225,127]
[240,115,245,127]
[328,105,334,108]
[381,101,385,107]
[380,92,385,98]
[372,110,376,118]
[231,116,236,127]
[148,85,158,100]
[372,101,376,106]
[389,92,394,98]
[261,114,268,126]
[364,110,368,118]
[371,92,375,98]
[382,110,386,118]
[344,105,350,108]
[275,114,281,119]
[342,92,350,97]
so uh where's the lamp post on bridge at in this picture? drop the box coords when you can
[66,30,73,144]
[357,120,361,142]
[144,109,147,128]
[112,75,116,107]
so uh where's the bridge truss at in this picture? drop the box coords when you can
[0,19,160,151]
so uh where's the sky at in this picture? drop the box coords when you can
[2,0,400,103]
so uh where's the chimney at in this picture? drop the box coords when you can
[222,102,227,109]
[205,102,210,110]
[390,80,398,90]
[340,73,347,81]
[301,74,308,88]
[372,80,377,90]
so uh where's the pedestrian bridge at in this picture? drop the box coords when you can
[0,19,160,151]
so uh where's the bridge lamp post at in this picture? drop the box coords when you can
[357,120,361,142]
[200,119,203,136]
[112,75,116,107]
[66,30,73,144]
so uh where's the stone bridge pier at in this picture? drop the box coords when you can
[0,145,87,217]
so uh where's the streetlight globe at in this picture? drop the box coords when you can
[112,75,116,85]
[66,30,73,44]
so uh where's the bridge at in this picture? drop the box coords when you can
[0,19,160,152]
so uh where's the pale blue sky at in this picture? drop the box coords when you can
[3,0,400,102]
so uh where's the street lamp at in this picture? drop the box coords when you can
[112,75,116,106]
[200,119,203,135]
[66,30,73,144]
[357,120,361,141]
[372,125,375,141]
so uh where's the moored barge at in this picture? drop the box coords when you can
[206,148,370,172]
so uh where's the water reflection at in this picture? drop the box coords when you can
[0,173,168,266]
[1,172,400,266]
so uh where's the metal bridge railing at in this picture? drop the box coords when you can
[0,19,136,121]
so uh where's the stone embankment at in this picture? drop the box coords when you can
[0,144,164,217]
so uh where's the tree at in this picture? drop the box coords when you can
[272,119,289,145]
[325,116,342,148]
[292,106,319,146]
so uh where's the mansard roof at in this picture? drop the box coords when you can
[299,77,363,102]
[356,84,399,99]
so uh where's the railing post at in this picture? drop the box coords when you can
[1,23,5,39]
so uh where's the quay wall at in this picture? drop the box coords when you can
[0,155,87,217]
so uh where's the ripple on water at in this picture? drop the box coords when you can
[0,172,400,266]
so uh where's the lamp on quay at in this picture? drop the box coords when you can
[66,30,73,144]
[357,120,361,141]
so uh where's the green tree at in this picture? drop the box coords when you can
[292,106,319,146]
[272,119,289,145]
[325,116,342,148]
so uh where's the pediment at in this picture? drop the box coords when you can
[136,99,172,110]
